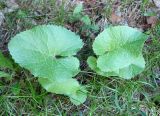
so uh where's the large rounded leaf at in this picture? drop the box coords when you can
[8,25,83,79]
[8,25,86,105]
[88,26,148,79]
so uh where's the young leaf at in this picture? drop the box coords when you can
[81,15,91,25]
[73,3,83,15]
[88,26,148,79]
[8,25,86,105]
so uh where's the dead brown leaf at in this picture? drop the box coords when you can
[147,16,157,27]
[110,12,122,24]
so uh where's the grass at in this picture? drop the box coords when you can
[0,0,160,115]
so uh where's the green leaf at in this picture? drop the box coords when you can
[38,78,87,105]
[70,86,87,105]
[73,3,83,15]
[87,56,117,77]
[0,51,13,69]
[0,71,11,79]
[88,26,148,79]
[11,83,20,95]
[81,15,91,25]
[8,25,83,79]
[8,25,86,105]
